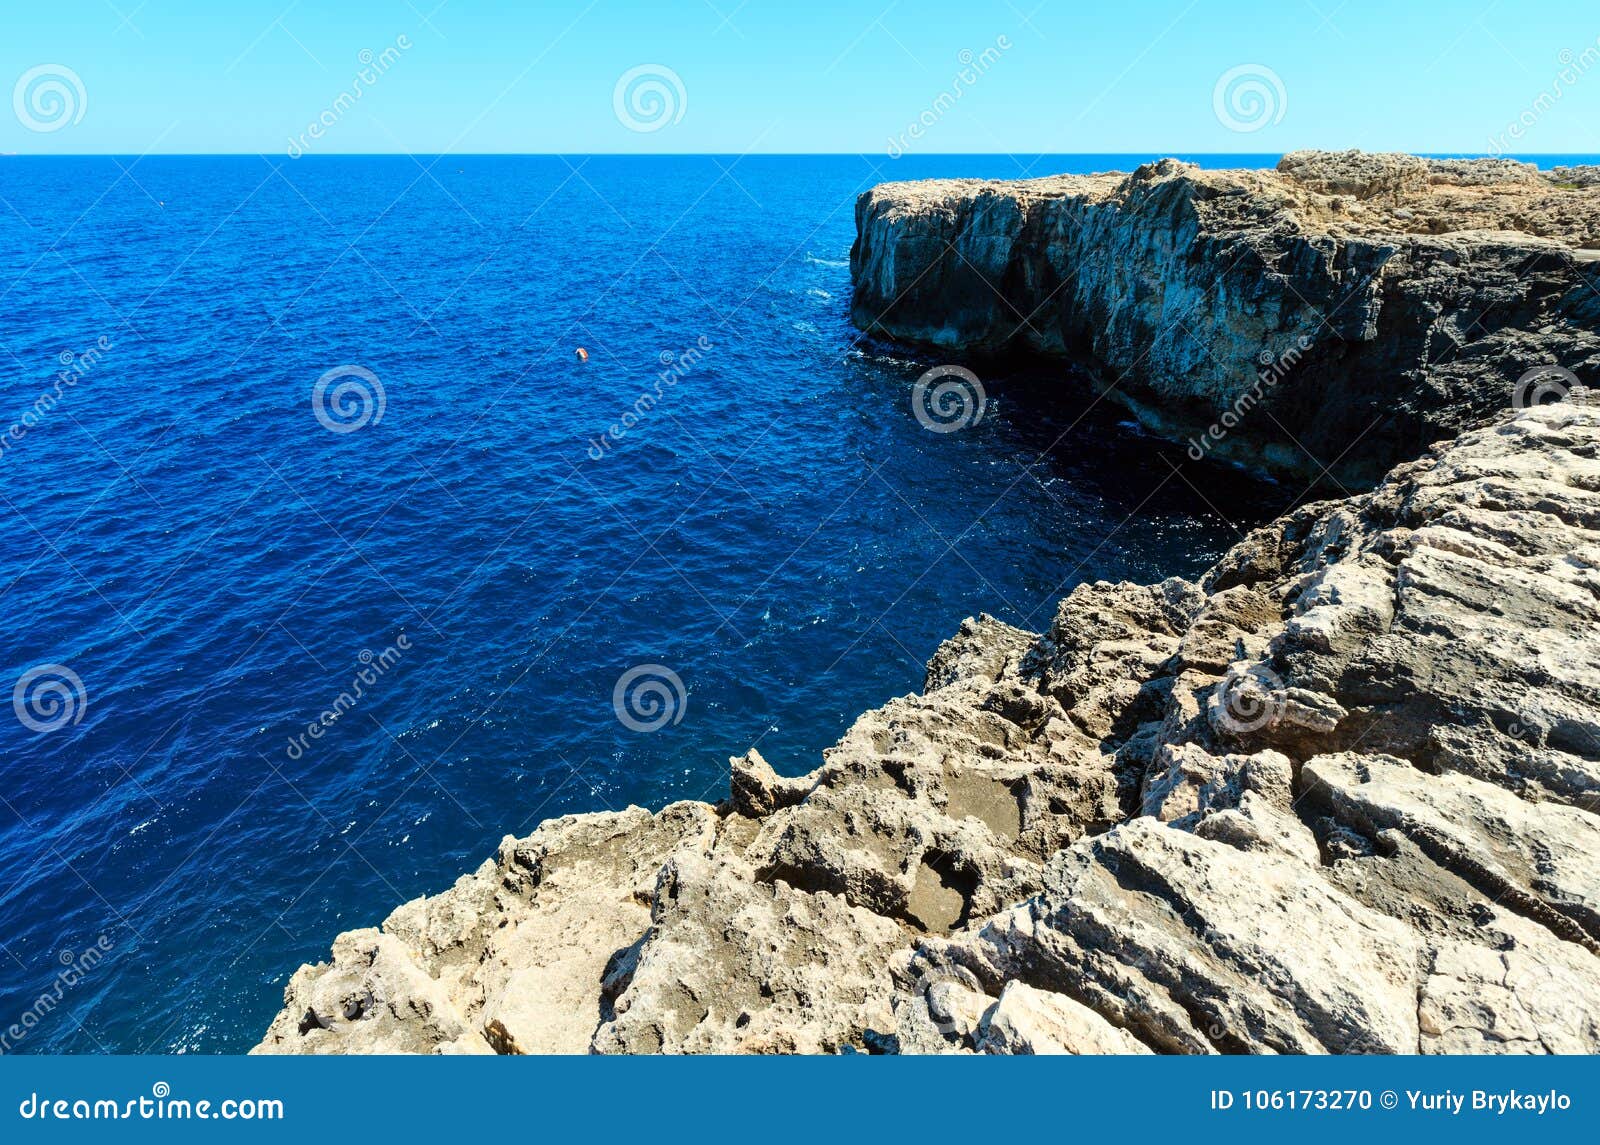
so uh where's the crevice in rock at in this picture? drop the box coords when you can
[1399,823,1600,954]
[1303,766,1600,955]
[597,931,649,1026]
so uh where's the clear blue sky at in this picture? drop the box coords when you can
[2,0,1597,155]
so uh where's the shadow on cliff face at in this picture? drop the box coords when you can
[886,343,1308,541]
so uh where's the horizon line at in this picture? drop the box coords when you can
[2,150,1596,159]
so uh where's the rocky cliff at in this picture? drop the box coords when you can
[257,397,1600,1055]
[852,150,1600,484]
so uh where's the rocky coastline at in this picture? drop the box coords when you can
[255,153,1600,1055]
[853,150,1600,484]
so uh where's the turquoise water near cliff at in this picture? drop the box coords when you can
[0,153,1309,1052]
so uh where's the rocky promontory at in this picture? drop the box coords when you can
[255,154,1600,1055]
[853,150,1600,484]
[258,404,1600,1055]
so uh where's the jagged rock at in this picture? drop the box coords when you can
[1304,753,1600,947]
[925,613,1036,691]
[256,402,1600,1058]
[253,928,493,1055]
[851,151,1600,484]
[253,802,718,1055]
[729,749,812,818]
[945,818,1426,1054]
[592,851,905,1053]
[975,981,1152,1055]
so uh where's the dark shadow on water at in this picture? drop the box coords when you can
[985,360,1304,537]
[857,332,1308,552]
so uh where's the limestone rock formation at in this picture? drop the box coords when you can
[850,150,1600,484]
[257,401,1600,1056]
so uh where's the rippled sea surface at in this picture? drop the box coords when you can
[0,154,1296,1052]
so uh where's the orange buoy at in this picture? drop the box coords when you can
[574,347,589,362]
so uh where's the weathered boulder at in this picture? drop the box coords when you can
[975,981,1152,1055]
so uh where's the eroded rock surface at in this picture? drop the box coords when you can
[256,403,1600,1056]
[851,150,1600,484]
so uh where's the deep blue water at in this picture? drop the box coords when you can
[0,153,1308,1053]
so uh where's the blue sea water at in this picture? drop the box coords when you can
[0,152,1318,1053]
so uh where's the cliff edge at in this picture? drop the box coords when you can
[257,398,1600,1054]
[851,150,1600,484]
